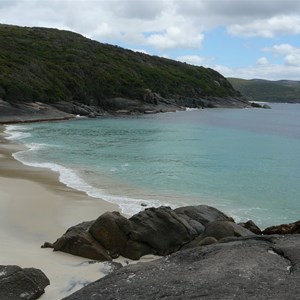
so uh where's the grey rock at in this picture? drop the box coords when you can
[263,104,272,109]
[181,236,218,250]
[64,235,300,300]
[0,265,50,300]
[202,220,255,240]
[174,205,231,227]
[198,236,218,246]
[128,206,198,256]
[43,205,251,261]
[44,221,111,261]
[89,212,131,258]
[0,100,73,124]
[238,219,262,234]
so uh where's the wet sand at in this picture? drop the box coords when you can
[0,125,124,299]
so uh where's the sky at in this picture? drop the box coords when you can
[1,0,300,80]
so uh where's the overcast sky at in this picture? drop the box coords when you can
[1,0,300,80]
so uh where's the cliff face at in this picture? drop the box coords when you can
[0,24,249,117]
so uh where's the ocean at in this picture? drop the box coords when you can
[5,103,300,228]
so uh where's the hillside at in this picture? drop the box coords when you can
[0,24,249,122]
[228,78,300,103]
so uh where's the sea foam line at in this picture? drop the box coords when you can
[14,149,163,215]
[4,126,163,215]
[4,124,32,140]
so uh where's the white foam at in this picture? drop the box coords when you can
[4,125,31,140]
[185,107,200,112]
[12,146,164,216]
[4,124,168,215]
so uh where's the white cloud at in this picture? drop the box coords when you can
[264,44,296,55]
[146,26,204,50]
[228,15,300,38]
[264,44,300,67]
[2,0,300,50]
[132,49,149,55]
[256,57,269,65]
[214,62,300,81]
[2,0,300,79]
[177,55,215,67]
[285,54,300,66]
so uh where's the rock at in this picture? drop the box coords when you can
[262,220,300,235]
[174,205,231,235]
[128,206,198,256]
[181,236,218,250]
[45,221,111,261]
[202,220,255,240]
[250,102,271,109]
[63,235,300,300]
[44,205,242,261]
[121,239,154,260]
[174,204,232,225]
[88,212,131,258]
[251,102,263,108]
[100,261,124,275]
[181,219,254,251]
[198,236,218,246]
[263,104,272,109]
[0,265,50,300]
[0,100,73,124]
[238,219,262,234]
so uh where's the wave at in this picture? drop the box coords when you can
[10,142,164,216]
[4,124,164,214]
[4,125,32,140]
[185,107,201,112]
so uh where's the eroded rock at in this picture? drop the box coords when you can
[262,220,300,235]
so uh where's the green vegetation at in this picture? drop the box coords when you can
[228,78,300,103]
[0,24,239,106]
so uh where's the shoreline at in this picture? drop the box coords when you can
[0,125,123,299]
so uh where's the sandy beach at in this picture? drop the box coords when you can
[0,125,124,299]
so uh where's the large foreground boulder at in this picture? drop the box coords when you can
[42,221,111,261]
[0,265,50,300]
[44,205,236,260]
[64,234,300,300]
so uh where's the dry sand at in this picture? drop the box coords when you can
[0,126,142,299]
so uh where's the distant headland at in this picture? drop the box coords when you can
[0,24,252,123]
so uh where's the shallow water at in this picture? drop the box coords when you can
[5,103,300,228]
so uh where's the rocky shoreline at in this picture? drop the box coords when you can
[0,95,253,125]
[64,234,300,300]
[42,205,299,299]
[1,204,300,299]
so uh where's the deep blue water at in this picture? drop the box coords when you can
[6,103,300,228]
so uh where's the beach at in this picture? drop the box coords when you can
[0,125,123,299]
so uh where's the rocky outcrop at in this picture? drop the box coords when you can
[238,219,262,234]
[0,265,50,300]
[0,99,73,124]
[250,102,272,109]
[43,205,252,261]
[63,234,300,300]
[42,221,112,261]
[262,220,300,235]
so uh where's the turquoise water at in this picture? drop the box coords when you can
[5,103,300,228]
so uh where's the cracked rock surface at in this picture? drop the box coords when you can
[64,234,300,300]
